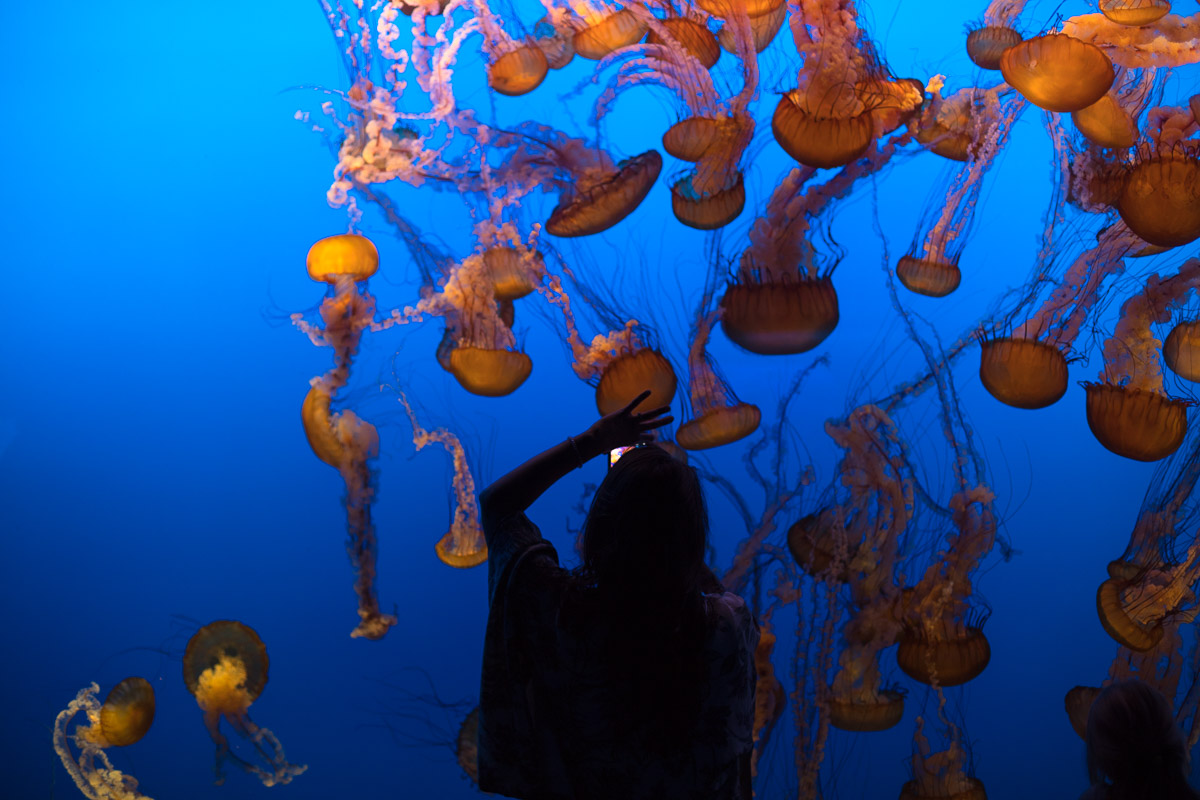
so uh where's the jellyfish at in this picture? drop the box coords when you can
[980,222,1138,410]
[1117,143,1200,249]
[492,123,661,238]
[721,130,906,355]
[709,0,788,54]
[294,234,396,640]
[899,82,1024,298]
[677,305,760,450]
[1061,10,1200,70]
[1164,319,1200,381]
[965,0,1026,70]
[532,12,576,70]
[901,717,986,800]
[395,391,487,568]
[999,33,1115,113]
[53,679,156,800]
[566,0,647,60]
[182,620,306,787]
[539,271,677,415]
[750,620,787,778]
[1084,259,1200,462]
[472,0,548,97]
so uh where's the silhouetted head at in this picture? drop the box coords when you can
[580,444,708,612]
[1086,679,1197,800]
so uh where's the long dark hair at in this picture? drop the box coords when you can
[564,444,711,750]
[1086,679,1200,800]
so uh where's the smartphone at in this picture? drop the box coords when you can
[608,445,636,469]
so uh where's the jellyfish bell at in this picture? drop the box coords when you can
[662,115,747,163]
[858,77,926,135]
[533,16,575,69]
[457,707,481,784]
[1099,0,1171,27]
[896,255,962,298]
[965,23,1022,70]
[446,347,533,397]
[1116,144,1200,248]
[301,386,379,468]
[896,620,991,687]
[488,42,549,97]
[482,246,542,301]
[720,275,840,355]
[1072,93,1138,150]
[594,347,677,416]
[545,150,663,238]
[899,778,988,800]
[306,233,380,284]
[571,7,647,60]
[716,0,787,54]
[1000,33,1115,112]
[828,690,906,733]
[978,336,1069,409]
[1096,577,1167,650]
[786,512,855,581]
[1163,320,1200,382]
[1064,685,1102,740]
[645,17,720,70]
[676,402,761,450]
[670,171,746,230]
[1083,383,1189,461]
[772,89,875,169]
[97,678,156,748]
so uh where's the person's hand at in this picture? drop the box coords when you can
[584,390,673,454]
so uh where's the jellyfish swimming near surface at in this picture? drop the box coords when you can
[294,233,397,640]
[53,678,156,800]
[183,620,307,787]
[677,296,760,450]
[395,390,488,567]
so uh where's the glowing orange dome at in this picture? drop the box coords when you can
[1072,94,1137,150]
[447,347,532,396]
[720,278,839,355]
[183,620,269,708]
[1000,34,1114,113]
[646,17,720,69]
[1099,0,1171,26]
[662,116,742,162]
[306,234,379,283]
[573,9,647,60]
[482,247,541,300]
[595,348,677,416]
[1116,148,1200,248]
[98,677,156,747]
[488,44,549,97]
[896,624,990,687]
[772,93,874,169]
[677,403,761,450]
[1084,383,1189,461]
[1163,320,1200,382]
[716,1,787,53]
[671,172,746,230]
[979,338,1069,409]
[1096,578,1165,651]
[966,24,1021,70]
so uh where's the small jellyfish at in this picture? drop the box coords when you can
[1064,685,1102,739]
[183,620,307,787]
[901,720,987,800]
[677,306,760,450]
[568,1,647,60]
[473,0,549,97]
[1099,0,1171,27]
[1000,33,1114,112]
[645,15,720,69]
[966,0,1027,70]
[1163,320,1200,381]
[53,679,156,800]
[895,618,992,687]
[396,391,488,568]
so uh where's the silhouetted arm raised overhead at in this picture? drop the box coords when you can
[477,389,672,529]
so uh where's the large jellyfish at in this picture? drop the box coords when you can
[294,233,397,640]
[182,620,307,787]
[395,391,487,568]
[1084,258,1200,462]
[53,679,156,800]
[1000,32,1115,112]
[721,127,908,355]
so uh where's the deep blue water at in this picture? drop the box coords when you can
[3,1,1200,798]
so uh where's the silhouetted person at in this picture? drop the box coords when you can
[476,391,759,800]
[1081,679,1200,800]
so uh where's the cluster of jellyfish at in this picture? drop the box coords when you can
[56,0,1200,795]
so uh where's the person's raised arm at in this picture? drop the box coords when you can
[477,390,672,527]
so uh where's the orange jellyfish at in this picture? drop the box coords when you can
[1099,0,1172,28]
[53,679,156,800]
[715,0,788,54]
[645,11,720,70]
[901,718,987,800]
[567,0,647,60]
[900,83,1023,298]
[1061,10,1200,70]
[750,620,787,779]
[1065,685,1102,739]
[965,0,1026,70]
[1117,143,1200,249]
[396,391,488,568]
[495,123,661,238]
[1084,259,1200,462]
[721,131,905,355]
[183,621,306,787]
[294,233,397,640]
[1164,319,1200,382]
[1000,33,1114,112]
[532,13,576,69]
[541,272,677,415]
[476,5,549,98]
[677,306,760,450]
[981,223,1137,409]
[822,405,914,733]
